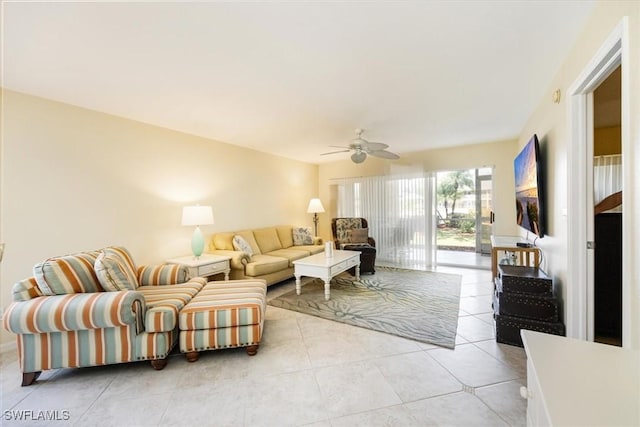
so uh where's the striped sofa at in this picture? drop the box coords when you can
[3,246,206,386]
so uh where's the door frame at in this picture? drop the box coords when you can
[566,18,631,346]
[475,168,493,254]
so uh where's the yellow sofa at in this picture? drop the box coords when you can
[208,226,323,286]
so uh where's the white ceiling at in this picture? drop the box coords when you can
[2,1,597,164]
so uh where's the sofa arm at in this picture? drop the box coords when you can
[137,264,189,286]
[209,250,250,270]
[3,291,145,334]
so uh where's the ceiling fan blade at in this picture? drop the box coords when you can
[328,145,351,149]
[369,150,400,160]
[361,141,388,151]
[321,149,350,156]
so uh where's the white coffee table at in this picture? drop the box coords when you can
[293,250,360,300]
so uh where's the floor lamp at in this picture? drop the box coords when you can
[307,198,325,236]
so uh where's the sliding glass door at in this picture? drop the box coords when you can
[435,167,493,267]
[476,168,493,254]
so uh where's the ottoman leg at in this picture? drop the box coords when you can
[150,359,167,370]
[246,345,259,356]
[185,351,200,363]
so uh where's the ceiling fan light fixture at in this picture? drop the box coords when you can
[351,151,367,164]
[321,129,399,163]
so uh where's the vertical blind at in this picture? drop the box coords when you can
[593,154,622,205]
[333,173,436,269]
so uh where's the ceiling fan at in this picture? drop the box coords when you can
[321,129,400,163]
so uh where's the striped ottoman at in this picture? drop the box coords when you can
[178,279,267,361]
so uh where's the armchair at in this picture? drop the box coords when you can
[331,218,377,274]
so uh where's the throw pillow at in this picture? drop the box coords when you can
[292,227,314,246]
[94,248,139,292]
[349,228,369,244]
[232,235,254,256]
[33,252,103,295]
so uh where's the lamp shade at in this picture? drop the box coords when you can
[181,205,214,226]
[307,198,325,214]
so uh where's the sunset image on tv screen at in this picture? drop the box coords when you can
[514,139,541,236]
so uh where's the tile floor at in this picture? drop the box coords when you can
[0,267,527,426]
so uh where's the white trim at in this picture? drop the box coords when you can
[567,91,588,340]
[619,18,632,348]
[585,92,595,342]
[567,18,630,346]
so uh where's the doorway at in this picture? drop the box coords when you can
[436,167,492,269]
[567,19,630,347]
[593,66,622,346]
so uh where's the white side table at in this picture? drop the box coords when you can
[167,254,231,281]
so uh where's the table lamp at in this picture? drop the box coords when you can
[182,205,214,258]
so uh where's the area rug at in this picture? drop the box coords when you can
[268,266,462,349]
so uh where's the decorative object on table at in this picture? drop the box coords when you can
[306,198,325,236]
[181,205,214,258]
[321,129,400,164]
[269,266,462,349]
[324,241,334,257]
[331,217,377,274]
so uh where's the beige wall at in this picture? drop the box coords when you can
[0,90,319,345]
[317,139,518,240]
[516,0,639,347]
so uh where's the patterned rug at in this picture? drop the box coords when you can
[268,266,462,349]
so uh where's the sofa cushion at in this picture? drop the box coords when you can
[212,232,235,251]
[245,254,289,276]
[137,281,203,333]
[179,280,266,330]
[33,252,103,295]
[95,248,139,292]
[276,226,294,248]
[235,230,262,255]
[266,248,310,267]
[292,227,314,246]
[295,244,325,255]
[232,235,254,256]
[253,227,283,253]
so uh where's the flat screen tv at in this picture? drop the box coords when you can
[514,134,545,237]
